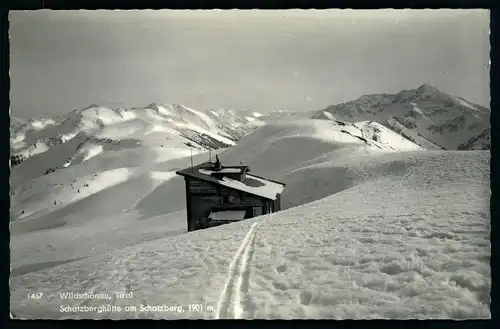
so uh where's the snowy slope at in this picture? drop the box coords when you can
[10,118,393,269]
[383,117,446,150]
[9,148,219,273]
[10,111,489,319]
[9,104,262,275]
[217,119,422,207]
[252,109,318,125]
[207,108,266,130]
[10,115,421,271]
[351,121,424,151]
[10,150,490,319]
[457,128,491,150]
[312,84,490,150]
[10,116,28,127]
[9,104,263,186]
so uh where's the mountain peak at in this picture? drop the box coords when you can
[145,102,160,109]
[416,83,441,94]
[83,104,101,110]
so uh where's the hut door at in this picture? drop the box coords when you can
[253,206,262,217]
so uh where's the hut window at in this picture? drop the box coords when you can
[223,196,229,203]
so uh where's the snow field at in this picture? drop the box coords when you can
[218,120,384,179]
[9,150,490,319]
[246,152,490,319]
[28,118,58,131]
[10,168,134,220]
[10,168,179,272]
[10,218,262,319]
[10,209,187,279]
[216,120,422,208]
[353,121,424,151]
[80,144,104,162]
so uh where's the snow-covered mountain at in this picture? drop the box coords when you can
[10,117,490,319]
[312,84,490,150]
[457,128,491,150]
[257,109,317,123]
[9,104,265,186]
[8,92,490,319]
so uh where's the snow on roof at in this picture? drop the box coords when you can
[198,168,284,200]
[216,168,243,174]
[208,210,246,221]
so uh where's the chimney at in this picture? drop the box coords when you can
[190,147,194,172]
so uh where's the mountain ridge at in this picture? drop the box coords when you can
[312,84,490,150]
[9,104,266,185]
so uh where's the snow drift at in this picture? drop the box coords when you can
[217,119,423,208]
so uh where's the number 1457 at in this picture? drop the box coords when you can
[28,293,43,300]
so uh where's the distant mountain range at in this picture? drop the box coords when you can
[312,84,490,150]
[9,84,490,185]
[9,104,266,184]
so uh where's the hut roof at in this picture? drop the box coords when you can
[176,162,285,200]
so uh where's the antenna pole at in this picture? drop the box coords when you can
[190,147,194,172]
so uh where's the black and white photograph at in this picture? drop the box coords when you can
[9,9,490,319]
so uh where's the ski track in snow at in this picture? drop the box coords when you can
[215,221,261,319]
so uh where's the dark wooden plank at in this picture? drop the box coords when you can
[185,178,194,232]
[190,194,219,229]
[187,179,218,195]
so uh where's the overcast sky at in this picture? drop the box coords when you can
[9,9,490,118]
